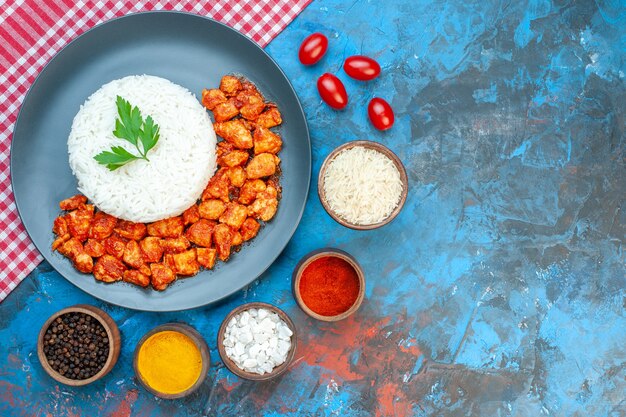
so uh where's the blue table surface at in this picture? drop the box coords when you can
[1,1,625,416]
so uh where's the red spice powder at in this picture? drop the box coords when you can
[299,256,360,316]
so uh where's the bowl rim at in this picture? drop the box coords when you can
[292,248,365,322]
[217,302,297,381]
[317,140,409,230]
[37,304,120,386]
[132,322,211,399]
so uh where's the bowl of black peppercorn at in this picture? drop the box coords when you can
[37,304,121,386]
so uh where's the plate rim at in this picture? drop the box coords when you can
[10,10,311,311]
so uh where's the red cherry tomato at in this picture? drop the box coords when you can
[317,73,348,110]
[343,55,381,81]
[368,98,394,130]
[299,33,328,65]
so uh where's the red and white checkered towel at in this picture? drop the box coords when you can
[0,0,311,301]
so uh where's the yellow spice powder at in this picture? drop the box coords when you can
[137,331,202,394]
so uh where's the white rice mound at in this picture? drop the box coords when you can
[68,75,216,223]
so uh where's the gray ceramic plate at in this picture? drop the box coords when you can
[11,12,311,311]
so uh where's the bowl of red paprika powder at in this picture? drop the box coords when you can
[292,248,365,321]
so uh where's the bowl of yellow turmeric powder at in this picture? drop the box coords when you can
[133,323,210,399]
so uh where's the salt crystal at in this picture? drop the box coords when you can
[242,358,257,368]
[239,311,250,326]
[254,332,270,343]
[277,324,293,339]
[259,317,276,330]
[271,351,284,363]
[223,307,293,376]
[249,344,261,358]
[277,340,290,355]
[261,362,274,374]
[237,330,253,344]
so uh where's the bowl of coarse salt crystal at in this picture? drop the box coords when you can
[217,302,297,380]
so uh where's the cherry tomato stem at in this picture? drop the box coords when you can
[344,55,381,81]
[299,33,329,66]
[368,98,394,130]
[317,73,349,110]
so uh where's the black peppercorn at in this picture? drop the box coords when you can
[43,312,109,380]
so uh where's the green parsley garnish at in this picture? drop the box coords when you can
[94,96,160,171]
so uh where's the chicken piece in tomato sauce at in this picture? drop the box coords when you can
[196,248,217,269]
[123,270,150,287]
[150,263,176,290]
[201,88,227,110]
[172,249,200,276]
[182,205,200,226]
[213,99,240,122]
[59,194,87,211]
[219,75,242,97]
[238,179,266,205]
[147,217,184,238]
[219,202,248,229]
[66,204,95,242]
[140,236,164,263]
[84,239,105,258]
[218,149,249,168]
[123,240,145,270]
[93,255,126,283]
[198,199,226,220]
[255,107,282,129]
[103,234,127,259]
[89,211,117,240]
[214,120,253,149]
[226,166,247,188]
[202,168,230,202]
[213,223,233,261]
[253,127,282,155]
[115,220,147,240]
[249,184,279,221]
[185,219,215,247]
[240,218,260,241]
[245,153,279,179]
[161,236,190,254]
[236,89,265,121]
